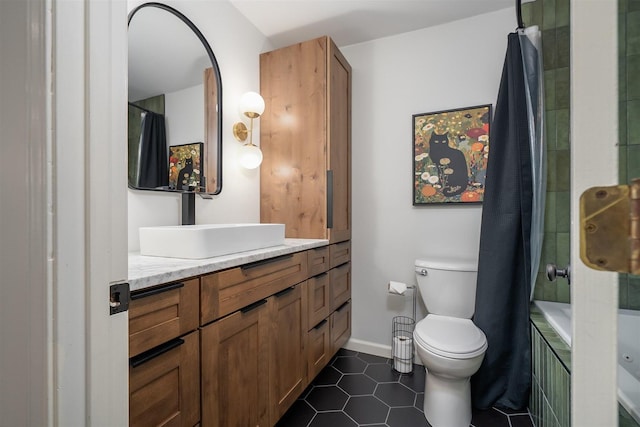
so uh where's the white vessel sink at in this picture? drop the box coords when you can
[139,223,286,259]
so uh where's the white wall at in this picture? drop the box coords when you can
[341,8,515,349]
[165,84,205,148]
[128,0,272,251]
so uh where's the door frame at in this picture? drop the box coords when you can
[570,1,619,426]
[54,0,129,425]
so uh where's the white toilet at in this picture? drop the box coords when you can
[413,257,488,427]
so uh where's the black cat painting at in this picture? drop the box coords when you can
[178,157,194,190]
[428,131,469,197]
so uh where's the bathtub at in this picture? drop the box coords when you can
[534,300,640,424]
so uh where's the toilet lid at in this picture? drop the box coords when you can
[414,315,488,359]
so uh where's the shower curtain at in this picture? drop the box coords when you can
[471,27,545,410]
[136,111,168,189]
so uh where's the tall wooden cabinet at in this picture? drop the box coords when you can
[260,36,351,244]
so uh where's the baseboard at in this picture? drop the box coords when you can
[343,338,392,358]
[343,337,423,365]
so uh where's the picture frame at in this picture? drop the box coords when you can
[169,142,203,191]
[413,104,491,205]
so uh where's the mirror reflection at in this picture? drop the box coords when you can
[128,2,222,194]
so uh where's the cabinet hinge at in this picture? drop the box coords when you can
[109,282,130,315]
[579,178,640,274]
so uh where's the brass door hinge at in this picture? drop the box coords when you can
[579,178,640,274]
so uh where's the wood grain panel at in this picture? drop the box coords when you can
[270,284,307,422]
[307,245,330,276]
[329,262,351,312]
[129,330,200,427]
[129,278,199,357]
[327,39,352,243]
[204,67,219,192]
[330,300,351,356]
[329,241,351,269]
[201,303,270,427]
[307,273,330,329]
[260,37,329,239]
[200,252,308,324]
[307,318,331,383]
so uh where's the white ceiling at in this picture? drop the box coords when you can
[229,0,519,48]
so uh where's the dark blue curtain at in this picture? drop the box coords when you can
[136,111,168,189]
[471,32,533,410]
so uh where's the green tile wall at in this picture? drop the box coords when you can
[526,0,640,310]
[530,306,640,427]
[522,0,572,304]
[530,321,571,427]
[619,0,640,311]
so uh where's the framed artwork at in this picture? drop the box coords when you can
[169,142,203,191]
[413,104,491,205]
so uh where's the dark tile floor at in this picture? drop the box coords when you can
[277,349,534,427]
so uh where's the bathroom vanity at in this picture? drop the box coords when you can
[127,239,351,427]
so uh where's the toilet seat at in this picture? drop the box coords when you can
[414,315,487,359]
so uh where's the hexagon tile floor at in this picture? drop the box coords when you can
[276,349,534,427]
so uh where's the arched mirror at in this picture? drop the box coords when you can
[128,2,222,195]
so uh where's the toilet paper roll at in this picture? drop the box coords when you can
[388,280,408,295]
[393,336,414,373]
[393,336,414,359]
[394,358,413,374]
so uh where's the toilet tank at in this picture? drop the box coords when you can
[415,257,478,319]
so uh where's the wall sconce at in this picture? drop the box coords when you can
[233,91,265,169]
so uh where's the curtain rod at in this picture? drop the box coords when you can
[516,0,524,29]
[128,102,163,115]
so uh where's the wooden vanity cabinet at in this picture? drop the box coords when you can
[129,245,349,427]
[269,283,307,422]
[260,35,351,244]
[128,279,200,427]
[201,282,308,427]
[200,299,271,427]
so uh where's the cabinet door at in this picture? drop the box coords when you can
[260,36,328,239]
[331,300,352,355]
[307,318,331,382]
[307,273,330,328]
[327,39,351,243]
[330,262,351,312]
[270,283,307,422]
[129,330,200,427]
[201,300,270,427]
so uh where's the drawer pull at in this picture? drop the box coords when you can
[241,254,293,270]
[130,338,184,368]
[313,319,328,330]
[131,282,184,300]
[335,301,350,312]
[274,286,295,298]
[240,299,268,313]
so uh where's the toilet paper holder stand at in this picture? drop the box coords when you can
[390,283,417,374]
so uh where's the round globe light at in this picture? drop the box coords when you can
[239,91,265,118]
[239,143,263,169]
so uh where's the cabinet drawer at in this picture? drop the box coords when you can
[307,273,330,329]
[329,241,350,268]
[307,246,330,276]
[307,318,331,382]
[129,278,199,358]
[330,300,351,355]
[329,262,351,312]
[201,252,308,324]
[129,330,200,427]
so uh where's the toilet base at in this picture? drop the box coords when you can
[423,372,472,427]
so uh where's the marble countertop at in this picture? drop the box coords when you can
[128,238,328,291]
